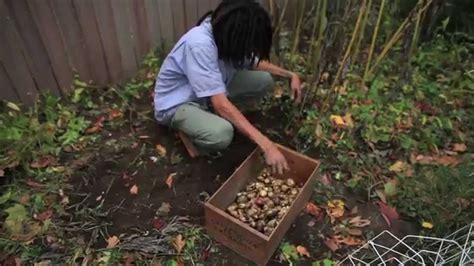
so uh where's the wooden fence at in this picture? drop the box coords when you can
[1,0,265,105]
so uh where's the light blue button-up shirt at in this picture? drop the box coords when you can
[153,17,240,125]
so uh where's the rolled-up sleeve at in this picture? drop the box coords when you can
[184,44,227,98]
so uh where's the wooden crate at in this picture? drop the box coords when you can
[205,145,320,265]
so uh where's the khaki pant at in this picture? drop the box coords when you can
[170,70,274,151]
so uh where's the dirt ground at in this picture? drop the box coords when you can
[67,97,418,265]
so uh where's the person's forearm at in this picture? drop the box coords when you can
[211,95,273,151]
[255,60,295,79]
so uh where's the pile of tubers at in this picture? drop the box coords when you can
[226,168,301,236]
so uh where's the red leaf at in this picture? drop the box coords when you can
[376,201,400,224]
[305,202,323,221]
[30,155,56,169]
[124,254,134,266]
[166,173,176,188]
[37,209,53,221]
[86,115,106,134]
[108,109,123,120]
[152,218,166,230]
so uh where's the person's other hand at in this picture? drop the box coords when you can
[263,144,289,174]
[290,73,302,104]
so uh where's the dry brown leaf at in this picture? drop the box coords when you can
[305,202,322,217]
[107,235,120,248]
[174,234,186,254]
[327,200,345,223]
[156,144,167,157]
[296,245,311,257]
[274,86,284,98]
[166,173,176,189]
[323,236,340,252]
[452,143,467,152]
[37,209,53,221]
[129,184,139,195]
[30,155,57,169]
[108,109,123,120]
[335,235,363,246]
[389,161,405,172]
[433,155,461,166]
[348,216,371,227]
[347,228,363,236]
[412,153,461,167]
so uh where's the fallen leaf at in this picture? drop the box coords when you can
[330,115,346,128]
[174,234,186,254]
[156,202,171,216]
[0,169,4,177]
[323,236,340,252]
[30,155,56,169]
[37,209,53,221]
[320,173,332,185]
[274,86,284,98]
[7,102,21,111]
[347,228,363,236]
[166,173,177,188]
[124,254,134,266]
[106,236,120,248]
[305,202,323,217]
[422,221,434,229]
[108,109,123,120]
[389,161,405,172]
[384,180,398,197]
[376,201,399,226]
[86,115,106,134]
[335,235,363,246]
[348,216,371,227]
[129,184,139,195]
[152,218,166,230]
[434,155,461,166]
[452,143,467,152]
[156,144,167,157]
[327,200,345,223]
[138,135,150,139]
[296,245,310,257]
[412,153,461,167]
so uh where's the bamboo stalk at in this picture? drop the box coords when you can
[290,0,307,64]
[409,0,424,59]
[329,0,367,92]
[363,0,385,82]
[272,0,289,41]
[367,0,433,77]
[353,0,372,63]
[307,0,322,65]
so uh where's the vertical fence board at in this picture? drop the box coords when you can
[27,0,74,94]
[5,0,60,95]
[131,0,151,59]
[0,63,20,102]
[184,0,198,29]
[93,0,123,82]
[144,0,162,48]
[49,0,92,83]
[126,0,142,65]
[171,0,186,40]
[157,0,175,46]
[112,0,138,78]
[0,1,38,104]
[72,0,109,84]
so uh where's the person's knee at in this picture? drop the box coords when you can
[201,120,234,151]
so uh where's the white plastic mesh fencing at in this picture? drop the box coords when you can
[339,222,473,265]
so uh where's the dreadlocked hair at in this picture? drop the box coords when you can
[197,0,272,68]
